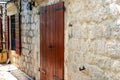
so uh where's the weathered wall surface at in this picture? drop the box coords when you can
[65,0,120,80]
[9,0,120,80]
[9,1,40,80]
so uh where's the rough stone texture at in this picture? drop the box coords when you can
[9,0,120,80]
[9,1,40,79]
[64,0,120,80]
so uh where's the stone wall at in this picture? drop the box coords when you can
[9,0,120,80]
[65,0,120,80]
[9,1,40,80]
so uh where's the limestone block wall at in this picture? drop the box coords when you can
[10,2,40,80]
[65,0,120,80]
[10,0,120,80]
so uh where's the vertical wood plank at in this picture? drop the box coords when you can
[40,6,47,80]
[51,3,56,80]
[46,5,51,80]
[55,2,64,80]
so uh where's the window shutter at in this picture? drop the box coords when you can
[5,16,9,51]
[0,18,2,50]
[15,14,21,55]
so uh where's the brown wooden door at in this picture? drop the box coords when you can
[40,2,64,80]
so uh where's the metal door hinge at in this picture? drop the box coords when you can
[38,10,46,14]
[53,75,64,80]
[54,6,65,11]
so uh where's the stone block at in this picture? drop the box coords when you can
[80,39,88,53]
[87,39,96,53]
[25,56,27,62]
[111,26,120,39]
[71,25,81,39]
[80,23,88,39]
[27,57,31,63]
[31,24,35,30]
[106,40,120,59]
[85,64,104,80]
[88,24,96,39]
[111,60,120,73]
[23,62,26,68]
[27,37,32,44]
[95,25,103,38]
[109,3,119,16]
[114,73,120,80]
[29,31,34,37]
[104,26,111,39]
[85,52,95,65]
[26,63,30,70]
[33,67,37,74]
[68,38,80,51]
[94,55,112,70]
[96,39,106,54]
[23,37,27,43]
[104,71,115,80]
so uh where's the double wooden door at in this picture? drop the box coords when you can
[40,2,64,80]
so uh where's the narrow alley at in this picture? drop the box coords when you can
[0,0,120,80]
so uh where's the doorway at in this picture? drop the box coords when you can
[40,2,64,80]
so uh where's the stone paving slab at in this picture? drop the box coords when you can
[0,64,33,80]
[0,71,17,80]
[10,69,33,80]
[0,64,18,71]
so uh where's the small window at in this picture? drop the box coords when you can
[11,15,16,50]
[11,14,21,54]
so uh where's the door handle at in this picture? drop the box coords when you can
[48,45,53,48]
[39,68,46,74]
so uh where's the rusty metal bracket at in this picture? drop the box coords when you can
[54,6,65,11]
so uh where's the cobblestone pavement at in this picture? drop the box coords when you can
[0,64,33,80]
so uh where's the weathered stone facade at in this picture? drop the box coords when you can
[64,0,120,80]
[8,0,120,80]
[8,1,40,80]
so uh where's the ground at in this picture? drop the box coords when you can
[0,64,33,80]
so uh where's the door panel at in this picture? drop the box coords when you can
[40,6,46,80]
[54,2,64,80]
[40,2,64,80]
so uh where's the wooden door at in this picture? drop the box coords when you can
[40,2,64,80]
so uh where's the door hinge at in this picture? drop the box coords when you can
[53,75,64,80]
[54,6,65,11]
[38,10,46,14]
